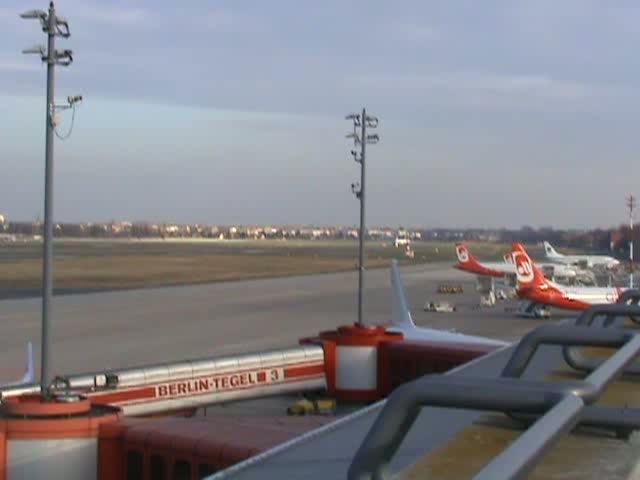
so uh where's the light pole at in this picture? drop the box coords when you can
[21,2,77,398]
[346,109,379,327]
[628,195,636,289]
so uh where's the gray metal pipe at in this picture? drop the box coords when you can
[473,395,584,480]
[356,108,366,326]
[507,403,640,436]
[578,405,640,436]
[348,376,571,480]
[574,304,640,328]
[564,305,640,374]
[613,290,640,325]
[510,332,640,435]
[40,1,57,400]
[616,289,640,305]
[349,324,640,480]
[501,325,631,382]
[585,335,640,392]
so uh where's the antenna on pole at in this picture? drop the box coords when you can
[20,2,80,400]
[346,109,380,327]
[628,195,636,289]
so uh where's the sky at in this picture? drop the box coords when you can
[2,0,640,228]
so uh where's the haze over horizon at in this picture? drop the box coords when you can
[2,1,640,229]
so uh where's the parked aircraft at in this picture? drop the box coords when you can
[454,243,578,280]
[388,260,506,347]
[453,243,509,278]
[513,243,623,311]
[543,241,620,269]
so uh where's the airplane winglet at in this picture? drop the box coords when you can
[391,260,416,330]
[20,342,35,384]
[0,341,35,389]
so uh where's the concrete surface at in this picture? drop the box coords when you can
[0,263,543,378]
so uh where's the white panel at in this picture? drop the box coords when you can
[8,438,97,480]
[336,346,377,390]
[122,377,327,416]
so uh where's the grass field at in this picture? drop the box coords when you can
[0,238,513,299]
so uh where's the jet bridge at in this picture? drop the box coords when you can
[0,345,327,417]
[210,294,640,480]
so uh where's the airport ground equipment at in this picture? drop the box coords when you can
[1,346,327,416]
[423,301,456,312]
[437,284,464,294]
[516,300,551,319]
[287,398,336,416]
[479,291,496,307]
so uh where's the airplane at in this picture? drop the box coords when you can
[388,260,506,348]
[513,243,624,311]
[454,243,579,280]
[543,241,620,269]
[453,243,511,278]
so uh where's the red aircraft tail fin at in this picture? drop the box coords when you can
[455,243,483,270]
[511,243,548,289]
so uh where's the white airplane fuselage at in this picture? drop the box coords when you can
[546,254,619,269]
[466,261,579,279]
[543,241,620,269]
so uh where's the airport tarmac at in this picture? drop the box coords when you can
[2,262,639,479]
[0,262,547,379]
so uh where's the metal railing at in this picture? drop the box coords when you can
[348,301,640,480]
[563,290,640,374]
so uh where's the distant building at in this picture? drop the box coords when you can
[0,214,6,225]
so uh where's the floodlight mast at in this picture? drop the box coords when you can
[346,108,379,327]
[628,195,636,289]
[20,1,74,400]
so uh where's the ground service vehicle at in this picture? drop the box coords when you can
[437,284,464,294]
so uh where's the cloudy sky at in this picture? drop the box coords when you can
[2,0,640,228]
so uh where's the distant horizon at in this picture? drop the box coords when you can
[1,215,632,233]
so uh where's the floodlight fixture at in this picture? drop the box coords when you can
[54,49,73,65]
[346,113,361,126]
[22,44,46,57]
[20,9,47,19]
[365,115,378,128]
[346,133,360,143]
[54,17,70,37]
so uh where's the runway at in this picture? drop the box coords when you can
[0,263,541,379]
